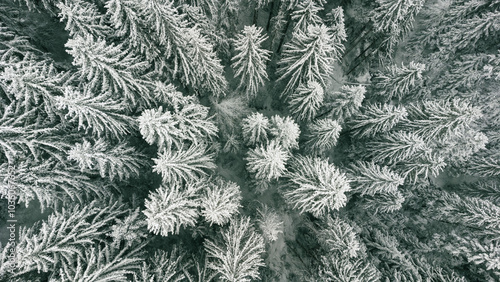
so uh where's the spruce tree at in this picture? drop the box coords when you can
[277,24,337,96]
[143,183,200,237]
[204,217,265,282]
[291,0,323,32]
[304,118,342,155]
[241,112,270,146]
[349,103,408,139]
[65,35,151,106]
[373,61,425,101]
[57,0,111,37]
[283,155,351,217]
[199,177,242,226]
[325,85,366,122]
[152,143,216,186]
[55,86,135,139]
[246,140,289,181]
[269,115,300,150]
[68,139,147,182]
[406,99,483,141]
[232,25,271,99]
[287,80,324,122]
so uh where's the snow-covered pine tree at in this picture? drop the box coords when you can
[0,54,64,113]
[269,115,300,150]
[291,0,323,32]
[277,24,336,96]
[466,156,500,177]
[406,99,483,142]
[105,0,164,72]
[361,190,405,213]
[204,216,265,282]
[232,25,271,100]
[349,103,408,139]
[396,152,446,183]
[55,86,135,139]
[325,85,365,122]
[287,80,324,122]
[55,242,145,282]
[11,200,129,276]
[347,161,404,196]
[246,140,290,181]
[364,131,430,165]
[133,248,187,282]
[241,112,270,146]
[152,143,216,186]
[199,177,242,226]
[371,0,425,36]
[211,95,250,136]
[65,35,152,107]
[318,254,381,281]
[304,118,342,155]
[0,104,70,163]
[0,160,113,212]
[57,0,111,38]
[68,139,148,182]
[316,216,362,258]
[138,103,218,149]
[143,182,200,237]
[373,61,425,101]
[283,155,351,217]
[325,7,347,61]
[184,28,227,98]
[257,204,283,242]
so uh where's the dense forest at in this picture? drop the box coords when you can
[0,0,499,281]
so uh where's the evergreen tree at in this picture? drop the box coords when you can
[143,183,200,236]
[316,216,362,258]
[291,0,323,32]
[134,248,187,282]
[349,103,408,139]
[199,177,242,226]
[325,85,366,122]
[0,104,70,163]
[10,200,129,275]
[283,155,351,217]
[269,115,300,150]
[361,190,405,213]
[304,118,342,155]
[397,152,446,183]
[231,25,271,99]
[325,7,347,61]
[65,35,151,106]
[406,99,483,141]
[373,61,425,101]
[54,243,145,281]
[152,143,216,186]
[68,139,147,182]
[466,156,500,177]
[288,80,324,122]
[257,205,283,242]
[364,131,430,165]
[0,160,113,212]
[204,217,265,282]
[211,96,250,136]
[241,112,270,146]
[138,103,218,149]
[277,24,337,96]
[57,0,111,37]
[185,28,227,98]
[347,161,404,196]
[0,54,64,113]
[246,140,290,181]
[55,86,135,139]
